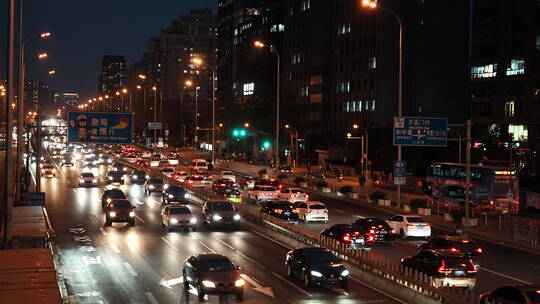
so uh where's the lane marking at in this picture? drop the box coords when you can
[199,241,216,253]
[272,272,312,297]
[234,250,266,269]
[250,229,293,250]
[110,242,121,254]
[123,262,138,277]
[334,209,346,214]
[214,238,236,250]
[145,292,159,304]
[161,237,178,252]
[134,214,146,224]
[482,267,532,285]
[349,276,408,304]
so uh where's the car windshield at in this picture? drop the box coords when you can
[443,257,473,269]
[106,191,125,199]
[111,200,132,208]
[196,162,206,166]
[169,187,185,195]
[149,178,164,184]
[198,259,235,272]
[290,189,305,194]
[304,250,339,264]
[108,171,122,176]
[43,165,54,169]
[211,202,234,211]
[260,187,276,191]
[309,204,326,209]
[271,203,293,210]
[133,170,145,175]
[406,217,426,223]
[81,173,94,178]
[170,207,191,215]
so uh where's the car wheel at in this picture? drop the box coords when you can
[235,292,243,301]
[340,280,349,291]
[400,229,406,239]
[129,220,135,227]
[286,264,293,277]
[197,284,205,301]
[303,272,311,287]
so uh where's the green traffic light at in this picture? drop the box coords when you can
[262,141,271,149]
[240,129,246,136]
[232,129,239,137]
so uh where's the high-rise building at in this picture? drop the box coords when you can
[53,93,79,108]
[98,55,126,98]
[25,80,39,111]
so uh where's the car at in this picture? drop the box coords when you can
[480,284,540,304]
[190,159,208,172]
[104,199,136,226]
[386,214,431,239]
[185,175,205,188]
[144,178,166,194]
[112,162,128,172]
[161,166,175,177]
[212,178,237,192]
[106,170,124,184]
[159,160,172,168]
[260,201,299,222]
[238,176,256,190]
[353,217,397,244]
[40,164,56,177]
[279,188,309,203]
[130,170,148,183]
[183,253,245,301]
[202,200,241,229]
[285,247,349,289]
[256,178,283,190]
[78,172,97,186]
[167,155,179,165]
[98,154,113,165]
[163,185,188,204]
[247,185,278,203]
[101,189,127,209]
[141,150,152,158]
[401,249,477,289]
[125,154,137,163]
[60,157,74,167]
[221,171,236,182]
[295,201,328,223]
[135,159,149,168]
[306,171,325,180]
[278,165,292,175]
[172,170,189,182]
[418,235,483,259]
[82,156,99,167]
[321,224,374,250]
[199,171,213,184]
[217,187,242,202]
[161,205,196,231]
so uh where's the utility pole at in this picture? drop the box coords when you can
[464,120,472,227]
[35,112,42,192]
[16,0,24,203]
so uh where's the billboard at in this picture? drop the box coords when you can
[67,111,133,144]
[393,116,448,147]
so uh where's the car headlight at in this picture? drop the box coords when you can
[163,184,169,189]
[233,214,241,221]
[107,198,112,203]
[92,179,97,183]
[341,270,350,277]
[234,279,245,287]
[184,193,189,198]
[109,177,113,180]
[133,175,138,179]
[170,218,178,224]
[129,211,135,217]
[168,194,174,198]
[310,271,323,277]
[123,167,127,171]
[109,211,116,217]
[149,185,155,189]
[107,159,112,163]
[213,215,222,221]
[190,217,197,224]
[145,175,150,179]
[79,179,85,183]
[202,280,215,288]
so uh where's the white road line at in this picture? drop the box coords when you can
[161,237,178,251]
[110,242,121,254]
[99,228,108,235]
[123,262,138,277]
[145,292,159,304]
[349,276,408,304]
[482,267,532,285]
[272,272,312,297]
[214,238,236,250]
[199,241,216,253]
[134,214,146,223]
[234,250,266,269]
[150,198,161,206]
[250,229,293,250]
[333,209,346,214]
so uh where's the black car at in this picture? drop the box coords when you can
[480,284,540,304]
[401,249,477,289]
[418,235,483,259]
[101,189,127,209]
[144,178,165,194]
[217,187,241,201]
[256,178,283,190]
[285,247,349,289]
[202,200,241,229]
[205,159,214,170]
[278,165,292,175]
[260,201,299,222]
[212,178,236,192]
[106,170,124,184]
[353,217,397,244]
[112,162,128,172]
[183,253,244,301]
[130,170,148,183]
[321,224,374,250]
[163,185,187,204]
[104,199,136,226]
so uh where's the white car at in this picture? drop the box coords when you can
[41,164,56,177]
[279,188,308,203]
[295,201,328,223]
[168,156,179,165]
[78,172,97,187]
[161,205,197,231]
[185,175,205,188]
[173,171,189,182]
[386,215,431,238]
[247,185,278,203]
[221,171,236,182]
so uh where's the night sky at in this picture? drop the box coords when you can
[1,0,217,100]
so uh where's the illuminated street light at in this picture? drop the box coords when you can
[152,86,157,91]
[361,0,377,8]
[191,57,203,66]
[244,122,250,128]
[48,70,56,75]
[353,124,359,129]
[122,88,128,94]
[37,52,48,59]
[115,91,120,96]
[184,80,193,87]
[254,40,265,48]
[40,32,51,38]
[138,74,146,80]
[136,85,142,89]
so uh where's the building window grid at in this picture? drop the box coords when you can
[344,100,375,112]
[471,63,497,79]
[506,59,525,76]
[505,100,515,117]
[508,124,528,141]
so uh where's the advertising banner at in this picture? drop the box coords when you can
[67,112,133,144]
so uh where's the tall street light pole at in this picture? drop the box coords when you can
[152,86,157,148]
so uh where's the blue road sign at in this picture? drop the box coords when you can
[394,161,406,186]
[67,112,133,144]
[393,116,447,146]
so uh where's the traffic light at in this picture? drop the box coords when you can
[232,128,247,137]
[262,141,271,149]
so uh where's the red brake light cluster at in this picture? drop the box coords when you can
[476,248,483,254]
[467,260,478,273]
[343,234,351,242]
[273,209,283,214]
[437,260,452,274]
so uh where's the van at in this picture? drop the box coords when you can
[190,159,208,172]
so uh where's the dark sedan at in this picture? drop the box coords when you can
[101,189,127,209]
[217,187,242,202]
[353,217,396,244]
[163,185,187,204]
[130,170,148,183]
[104,199,136,226]
[418,235,483,259]
[321,224,374,250]
[480,284,540,304]
[106,171,124,184]
[260,201,299,222]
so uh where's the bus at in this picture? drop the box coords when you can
[425,162,519,214]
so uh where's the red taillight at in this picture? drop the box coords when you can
[390,229,395,234]
[450,247,459,252]
[274,209,283,214]
[468,260,478,273]
[368,235,374,242]
[369,229,376,234]
[476,248,483,254]
[292,209,298,213]
[343,234,351,242]
[437,260,452,274]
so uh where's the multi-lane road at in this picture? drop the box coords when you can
[41,152,404,304]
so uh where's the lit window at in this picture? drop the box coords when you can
[504,101,515,117]
[368,57,376,69]
[357,101,362,112]
[278,24,285,32]
[508,124,528,141]
[338,22,351,35]
[243,83,254,96]
[471,64,497,78]
[300,86,309,96]
[536,35,540,51]
[270,25,277,32]
[289,7,294,16]
[506,59,525,76]
[301,0,311,11]
[371,99,376,111]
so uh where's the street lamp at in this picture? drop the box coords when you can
[37,52,48,59]
[284,124,299,168]
[185,79,200,149]
[361,0,403,206]
[347,124,369,182]
[254,40,281,174]
[48,70,55,75]
[152,86,158,147]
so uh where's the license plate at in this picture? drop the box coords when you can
[284,212,291,215]
[416,226,424,229]
[354,238,364,243]
[454,270,465,276]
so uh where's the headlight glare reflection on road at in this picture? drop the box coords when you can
[213,215,222,221]
[129,211,135,217]
[234,279,245,287]
[109,211,116,217]
[341,270,350,277]
[310,271,323,277]
[233,214,241,221]
[202,280,215,288]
